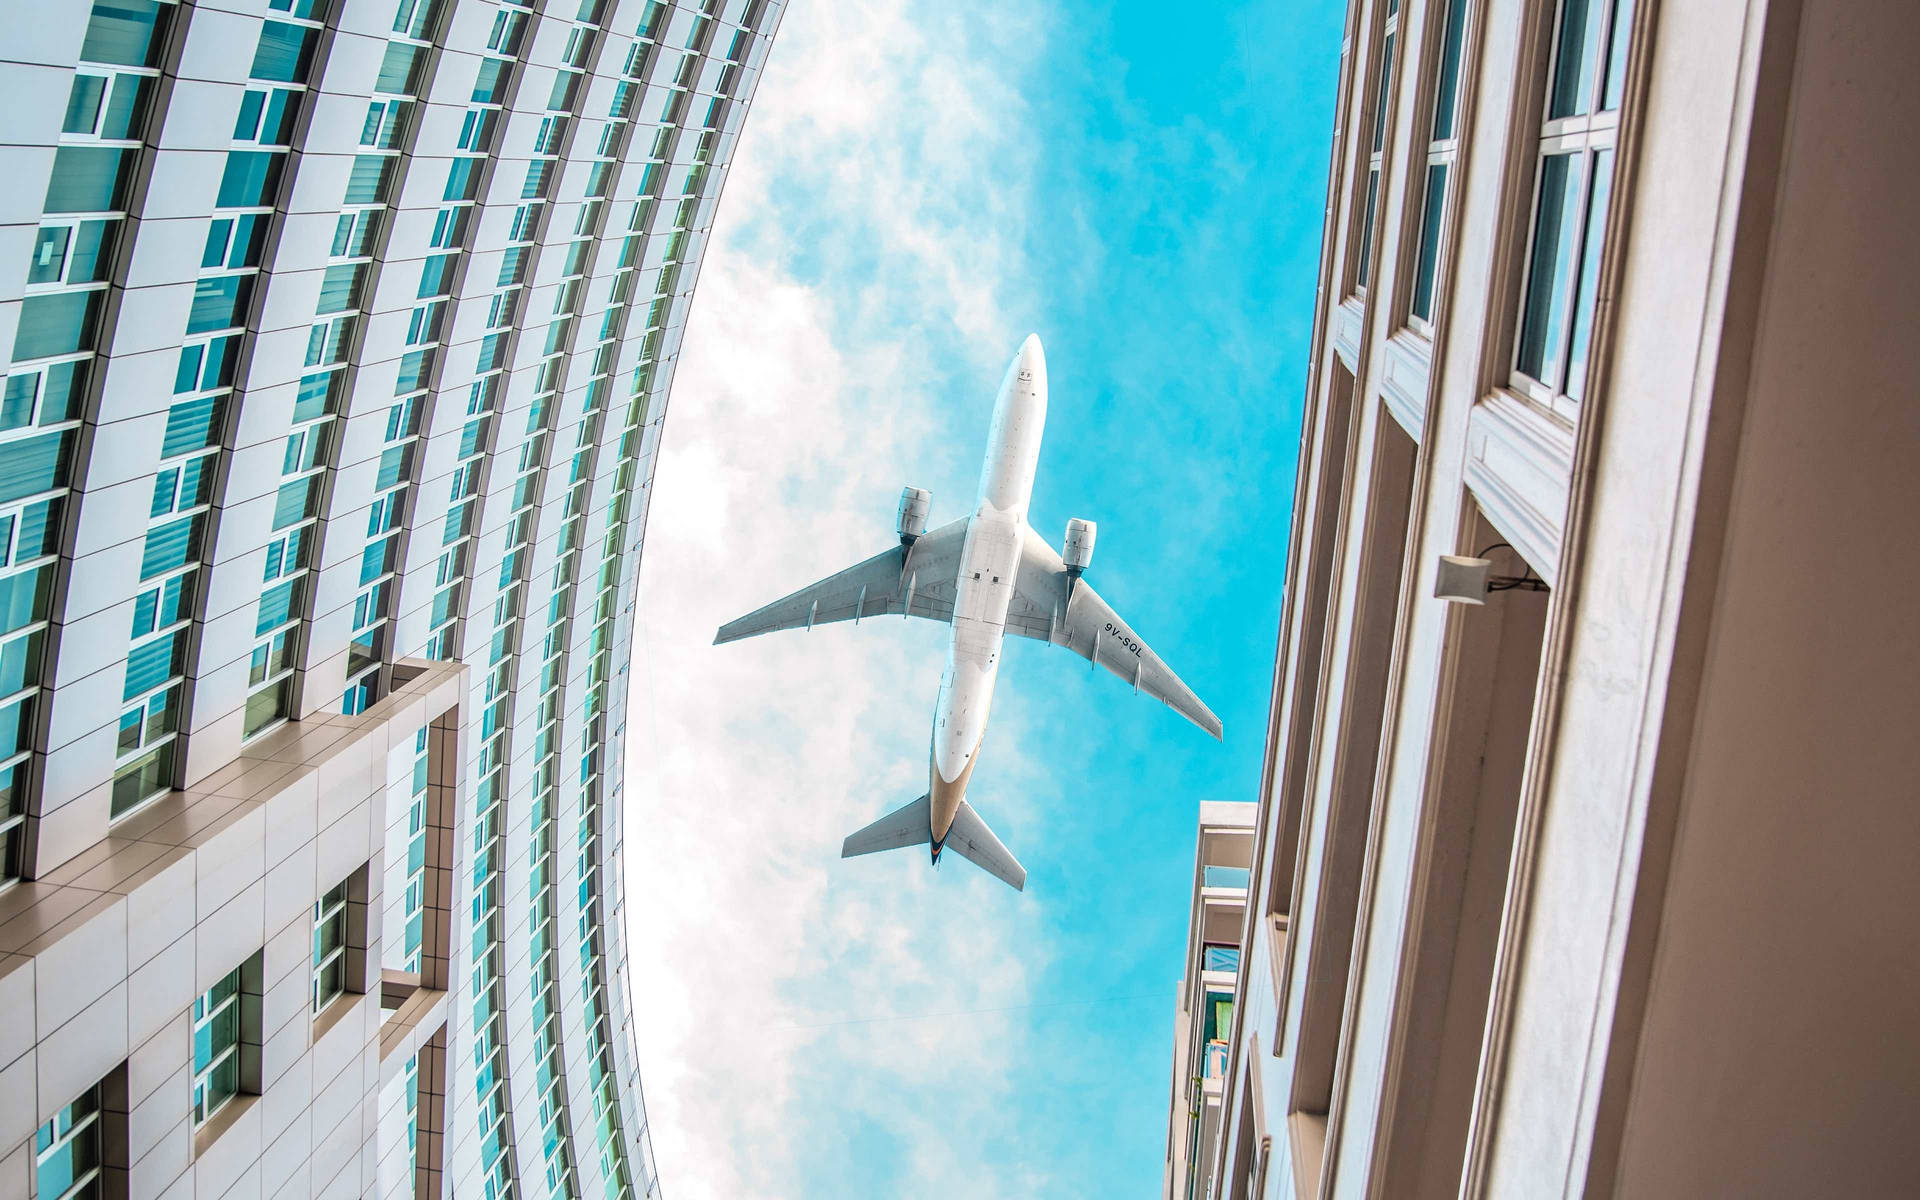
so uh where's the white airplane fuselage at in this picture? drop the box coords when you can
[928,335,1048,852]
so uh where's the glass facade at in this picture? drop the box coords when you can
[0,0,784,1194]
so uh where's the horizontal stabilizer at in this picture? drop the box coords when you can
[945,801,1026,892]
[842,794,932,858]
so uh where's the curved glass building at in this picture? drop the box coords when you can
[0,1,782,1196]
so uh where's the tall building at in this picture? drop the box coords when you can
[1163,803,1254,1200]
[0,0,782,1197]
[1187,0,1920,1197]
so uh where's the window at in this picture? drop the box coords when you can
[217,151,284,209]
[185,275,251,335]
[28,221,118,287]
[1513,0,1633,408]
[35,1083,102,1200]
[471,58,507,104]
[360,98,410,149]
[192,959,254,1126]
[316,263,364,314]
[61,72,152,141]
[345,154,395,205]
[375,43,425,96]
[202,215,266,270]
[250,21,317,84]
[79,0,175,69]
[1202,943,1241,973]
[233,87,298,145]
[13,293,103,362]
[1354,0,1402,293]
[393,0,437,38]
[313,876,351,1012]
[1408,0,1469,327]
[331,209,380,258]
[44,147,132,215]
[0,431,76,505]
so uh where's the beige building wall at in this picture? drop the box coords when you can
[1200,0,1920,1197]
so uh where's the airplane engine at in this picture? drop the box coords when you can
[1063,518,1096,576]
[897,486,932,544]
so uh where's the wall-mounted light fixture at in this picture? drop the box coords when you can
[1435,543,1549,605]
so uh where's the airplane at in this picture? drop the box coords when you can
[713,334,1220,891]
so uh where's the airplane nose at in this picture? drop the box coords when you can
[1013,334,1046,394]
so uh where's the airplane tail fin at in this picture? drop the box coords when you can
[944,801,1026,892]
[839,795,1027,892]
[841,794,932,858]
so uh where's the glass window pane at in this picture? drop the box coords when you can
[1431,0,1469,141]
[0,566,52,636]
[69,221,118,284]
[255,577,303,637]
[162,396,223,458]
[345,155,394,205]
[0,432,75,505]
[1516,152,1585,386]
[316,264,363,315]
[1356,168,1379,289]
[45,147,132,214]
[258,88,298,145]
[62,75,106,136]
[1410,162,1449,322]
[80,0,173,68]
[1564,149,1614,403]
[217,151,284,209]
[100,73,153,140]
[1372,31,1395,153]
[28,227,73,286]
[228,214,268,268]
[375,43,425,95]
[244,678,289,736]
[250,22,316,84]
[0,631,43,695]
[122,629,181,700]
[13,293,102,362]
[472,57,506,104]
[36,361,88,425]
[234,89,265,141]
[186,275,251,335]
[139,514,201,580]
[111,741,172,814]
[1602,0,1633,111]
[1549,0,1603,119]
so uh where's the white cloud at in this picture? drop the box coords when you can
[619,5,1063,1198]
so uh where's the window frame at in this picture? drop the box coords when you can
[191,965,246,1127]
[1401,0,1475,336]
[1507,0,1634,418]
[33,1083,103,1200]
[1347,0,1403,298]
[312,877,351,1013]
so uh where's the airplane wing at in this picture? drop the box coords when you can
[1006,524,1223,739]
[713,517,969,645]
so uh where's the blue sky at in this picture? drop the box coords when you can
[621,2,1341,1196]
